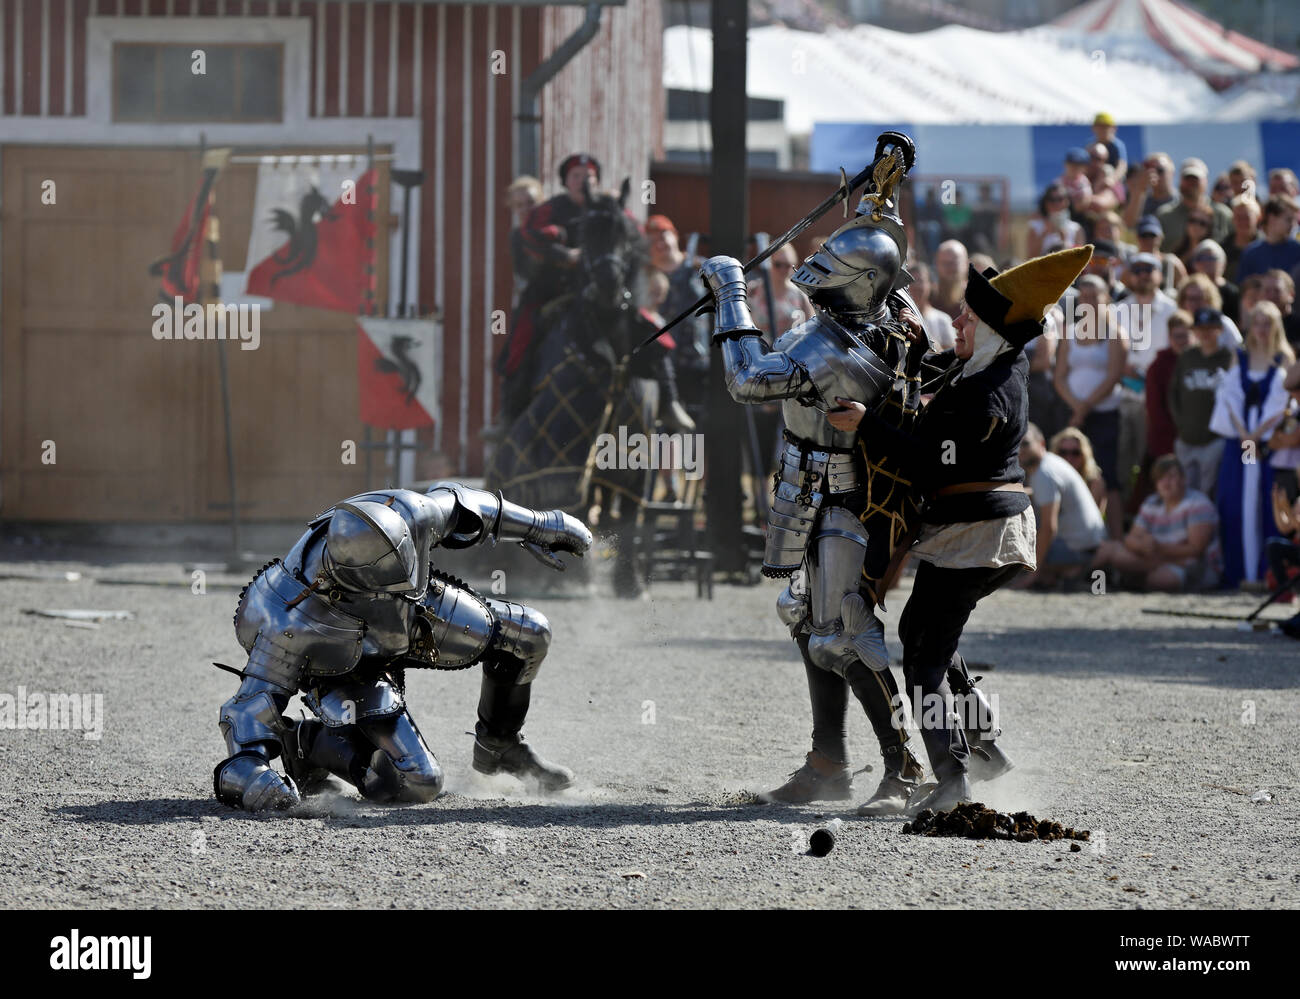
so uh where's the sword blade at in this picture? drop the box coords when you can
[631,163,875,356]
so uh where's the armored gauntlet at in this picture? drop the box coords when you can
[700,255,761,343]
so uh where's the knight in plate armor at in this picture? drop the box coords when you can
[212,482,592,811]
[699,133,930,814]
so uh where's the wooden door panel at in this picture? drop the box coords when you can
[2,145,389,523]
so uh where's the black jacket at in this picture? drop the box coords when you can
[862,348,1031,524]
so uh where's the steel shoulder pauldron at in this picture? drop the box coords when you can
[398,570,495,671]
[234,559,366,688]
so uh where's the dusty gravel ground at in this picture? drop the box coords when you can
[0,541,1297,910]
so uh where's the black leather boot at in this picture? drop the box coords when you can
[905,772,972,816]
[856,743,925,816]
[472,675,573,792]
[948,655,1014,784]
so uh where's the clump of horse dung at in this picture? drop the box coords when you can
[902,802,1090,842]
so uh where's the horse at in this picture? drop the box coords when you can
[486,179,666,597]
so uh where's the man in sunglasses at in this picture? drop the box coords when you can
[1156,158,1232,252]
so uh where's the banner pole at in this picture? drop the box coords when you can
[199,138,241,564]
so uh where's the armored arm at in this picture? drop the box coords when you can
[426,481,592,565]
[700,256,815,405]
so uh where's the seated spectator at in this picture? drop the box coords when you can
[906,261,956,353]
[1027,183,1085,257]
[1260,269,1300,349]
[1015,422,1108,588]
[1176,274,1242,349]
[1189,239,1240,325]
[1145,308,1192,484]
[1091,454,1222,591]
[1210,302,1295,586]
[1236,195,1300,282]
[1269,359,1300,504]
[1052,426,1110,520]
[1134,214,1187,291]
[1226,194,1262,280]
[1158,158,1232,251]
[1169,307,1234,496]
[1268,498,1300,635]
[1265,367,1300,610]
[1055,274,1128,536]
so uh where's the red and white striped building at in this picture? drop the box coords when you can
[0,0,663,522]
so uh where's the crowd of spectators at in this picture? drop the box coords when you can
[937,115,1300,629]
[500,132,1300,634]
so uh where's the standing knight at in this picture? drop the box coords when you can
[213,483,591,811]
[698,133,933,814]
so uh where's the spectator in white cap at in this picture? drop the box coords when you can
[1190,238,1239,322]
[1236,195,1300,282]
[1115,251,1177,375]
[1157,158,1232,252]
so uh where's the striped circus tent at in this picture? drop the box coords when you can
[1053,0,1299,87]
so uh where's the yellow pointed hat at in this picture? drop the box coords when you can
[966,244,1093,346]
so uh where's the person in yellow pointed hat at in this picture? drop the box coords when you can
[832,244,1093,815]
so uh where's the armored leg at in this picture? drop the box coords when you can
[803,508,890,674]
[358,710,444,804]
[763,565,919,808]
[472,601,573,791]
[282,717,375,795]
[298,675,442,804]
[804,650,849,765]
[214,677,300,811]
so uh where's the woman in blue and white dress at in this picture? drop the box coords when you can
[1211,301,1295,586]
